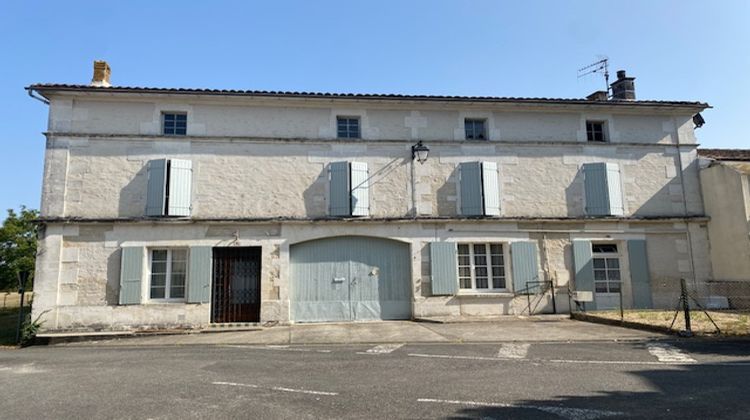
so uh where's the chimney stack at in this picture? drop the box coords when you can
[586,90,608,101]
[91,60,111,87]
[610,69,635,100]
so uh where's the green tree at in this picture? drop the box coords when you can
[0,207,38,291]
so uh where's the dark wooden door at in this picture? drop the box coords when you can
[212,247,261,323]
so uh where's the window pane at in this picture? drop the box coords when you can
[592,244,618,253]
[170,286,185,299]
[175,114,187,122]
[459,267,471,277]
[609,282,621,293]
[608,270,621,280]
[475,267,488,277]
[474,255,487,266]
[152,250,168,261]
[460,278,472,289]
[151,273,166,287]
[151,261,167,274]
[490,244,502,255]
[150,287,165,299]
[475,278,489,289]
[594,270,607,280]
[492,277,506,289]
[492,266,504,277]
[595,282,608,293]
[457,244,470,254]
[607,258,619,269]
[473,244,486,254]
[491,255,504,266]
[164,114,175,122]
[172,249,187,261]
[593,259,605,269]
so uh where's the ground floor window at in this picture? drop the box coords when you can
[457,243,506,291]
[592,243,621,293]
[150,248,188,300]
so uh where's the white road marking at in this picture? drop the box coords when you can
[647,343,696,364]
[409,353,672,366]
[221,345,331,353]
[212,381,338,396]
[417,398,623,420]
[496,343,530,359]
[365,343,404,354]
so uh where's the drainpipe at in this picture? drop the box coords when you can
[26,87,50,105]
[673,116,699,288]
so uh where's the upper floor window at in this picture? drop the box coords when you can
[150,248,188,300]
[337,116,361,139]
[163,113,187,136]
[465,118,487,140]
[586,121,607,142]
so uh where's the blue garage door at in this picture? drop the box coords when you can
[290,236,412,322]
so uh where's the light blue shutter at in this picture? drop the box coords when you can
[146,159,168,216]
[627,240,653,309]
[583,163,609,216]
[605,163,624,216]
[481,161,500,216]
[119,246,144,305]
[573,240,596,310]
[430,242,458,295]
[511,242,539,293]
[167,159,192,217]
[329,161,350,216]
[460,162,483,216]
[350,162,369,216]
[187,246,212,303]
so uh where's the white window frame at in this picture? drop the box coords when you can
[336,116,361,139]
[586,120,608,142]
[457,243,508,292]
[592,243,621,294]
[465,118,488,140]
[148,248,189,302]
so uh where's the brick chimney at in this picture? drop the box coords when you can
[610,70,635,100]
[91,60,111,87]
[586,90,608,101]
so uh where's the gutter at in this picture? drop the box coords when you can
[26,86,50,105]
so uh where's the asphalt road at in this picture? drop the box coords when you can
[1,340,750,419]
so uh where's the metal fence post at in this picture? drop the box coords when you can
[681,278,693,337]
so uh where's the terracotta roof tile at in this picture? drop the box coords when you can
[698,149,750,162]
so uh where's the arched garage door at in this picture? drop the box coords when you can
[290,236,412,322]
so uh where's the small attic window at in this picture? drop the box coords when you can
[586,121,607,142]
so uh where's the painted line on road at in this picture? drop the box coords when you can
[417,398,623,420]
[646,343,696,363]
[496,343,529,359]
[408,353,687,366]
[212,381,338,396]
[220,345,331,353]
[364,343,404,354]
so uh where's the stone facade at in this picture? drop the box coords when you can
[28,82,711,331]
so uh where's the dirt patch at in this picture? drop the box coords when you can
[574,310,750,336]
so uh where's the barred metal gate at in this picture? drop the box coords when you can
[211,247,261,323]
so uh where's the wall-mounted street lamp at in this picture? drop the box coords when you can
[411,141,430,164]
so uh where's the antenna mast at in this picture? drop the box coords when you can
[577,58,610,96]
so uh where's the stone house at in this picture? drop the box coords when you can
[698,149,750,283]
[27,62,711,331]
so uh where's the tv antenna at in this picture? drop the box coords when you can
[577,58,610,95]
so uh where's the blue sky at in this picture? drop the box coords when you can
[1,0,748,218]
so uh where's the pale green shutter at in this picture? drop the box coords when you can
[481,161,500,216]
[584,162,624,216]
[430,242,458,295]
[187,246,212,303]
[573,240,596,310]
[146,159,168,216]
[329,161,350,216]
[605,163,624,216]
[511,242,539,293]
[460,162,483,216]
[119,246,144,305]
[167,159,192,217]
[627,240,653,309]
[350,162,369,217]
[583,163,609,216]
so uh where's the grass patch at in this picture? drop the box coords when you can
[590,310,750,336]
[0,307,21,346]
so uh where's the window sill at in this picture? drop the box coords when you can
[456,292,514,298]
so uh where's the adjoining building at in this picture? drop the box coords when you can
[698,149,750,286]
[28,62,711,331]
